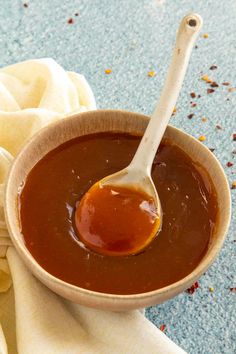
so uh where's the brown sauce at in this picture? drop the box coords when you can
[75,184,160,256]
[19,133,218,295]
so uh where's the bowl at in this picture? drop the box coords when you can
[4,110,231,311]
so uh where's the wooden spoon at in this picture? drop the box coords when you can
[75,13,203,256]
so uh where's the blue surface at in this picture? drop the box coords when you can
[0,1,235,353]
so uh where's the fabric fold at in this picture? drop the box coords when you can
[0,323,7,354]
[6,247,186,354]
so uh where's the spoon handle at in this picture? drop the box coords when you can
[130,13,203,175]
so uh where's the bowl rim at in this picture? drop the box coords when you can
[4,109,232,302]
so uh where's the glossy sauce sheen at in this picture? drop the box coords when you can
[75,185,160,256]
[19,133,218,295]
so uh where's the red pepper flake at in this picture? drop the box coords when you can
[216,124,222,130]
[207,88,215,94]
[230,287,236,292]
[210,65,217,70]
[186,281,199,294]
[190,92,196,98]
[231,181,236,189]
[67,18,74,25]
[227,162,234,167]
[233,134,236,141]
[67,18,74,24]
[23,3,28,7]
[222,82,230,86]
[160,324,166,332]
[188,113,194,119]
[210,82,219,88]
[191,103,197,107]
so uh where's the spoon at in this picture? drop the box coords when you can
[75,13,203,256]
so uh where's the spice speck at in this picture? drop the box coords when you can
[210,65,217,70]
[148,70,156,77]
[216,124,222,130]
[160,324,166,332]
[226,162,234,167]
[186,282,199,294]
[231,181,236,190]
[209,286,215,292]
[67,18,74,24]
[201,75,210,82]
[188,113,194,119]
[230,287,236,292]
[233,134,236,141]
[203,33,209,38]
[210,82,219,88]
[23,3,28,7]
[190,92,196,98]
[207,88,215,94]
[202,117,208,122]
[105,69,112,74]
[199,135,206,142]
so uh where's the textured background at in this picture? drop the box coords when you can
[0,0,235,353]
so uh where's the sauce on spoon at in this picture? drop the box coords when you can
[75,184,160,256]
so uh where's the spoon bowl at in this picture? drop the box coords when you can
[75,176,161,256]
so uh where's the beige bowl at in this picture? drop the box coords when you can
[4,110,231,311]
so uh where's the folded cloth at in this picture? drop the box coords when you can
[0,58,187,354]
[0,58,96,155]
[0,247,186,354]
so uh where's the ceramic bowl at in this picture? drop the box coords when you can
[4,110,231,311]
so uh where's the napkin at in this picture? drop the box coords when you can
[0,58,187,354]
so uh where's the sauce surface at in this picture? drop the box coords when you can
[75,184,160,256]
[19,133,218,295]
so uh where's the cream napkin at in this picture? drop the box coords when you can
[0,58,187,354]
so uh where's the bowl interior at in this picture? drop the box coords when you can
[4,110,231,311]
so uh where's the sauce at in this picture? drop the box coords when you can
[19,133,218,295]
[75,184,160,256]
